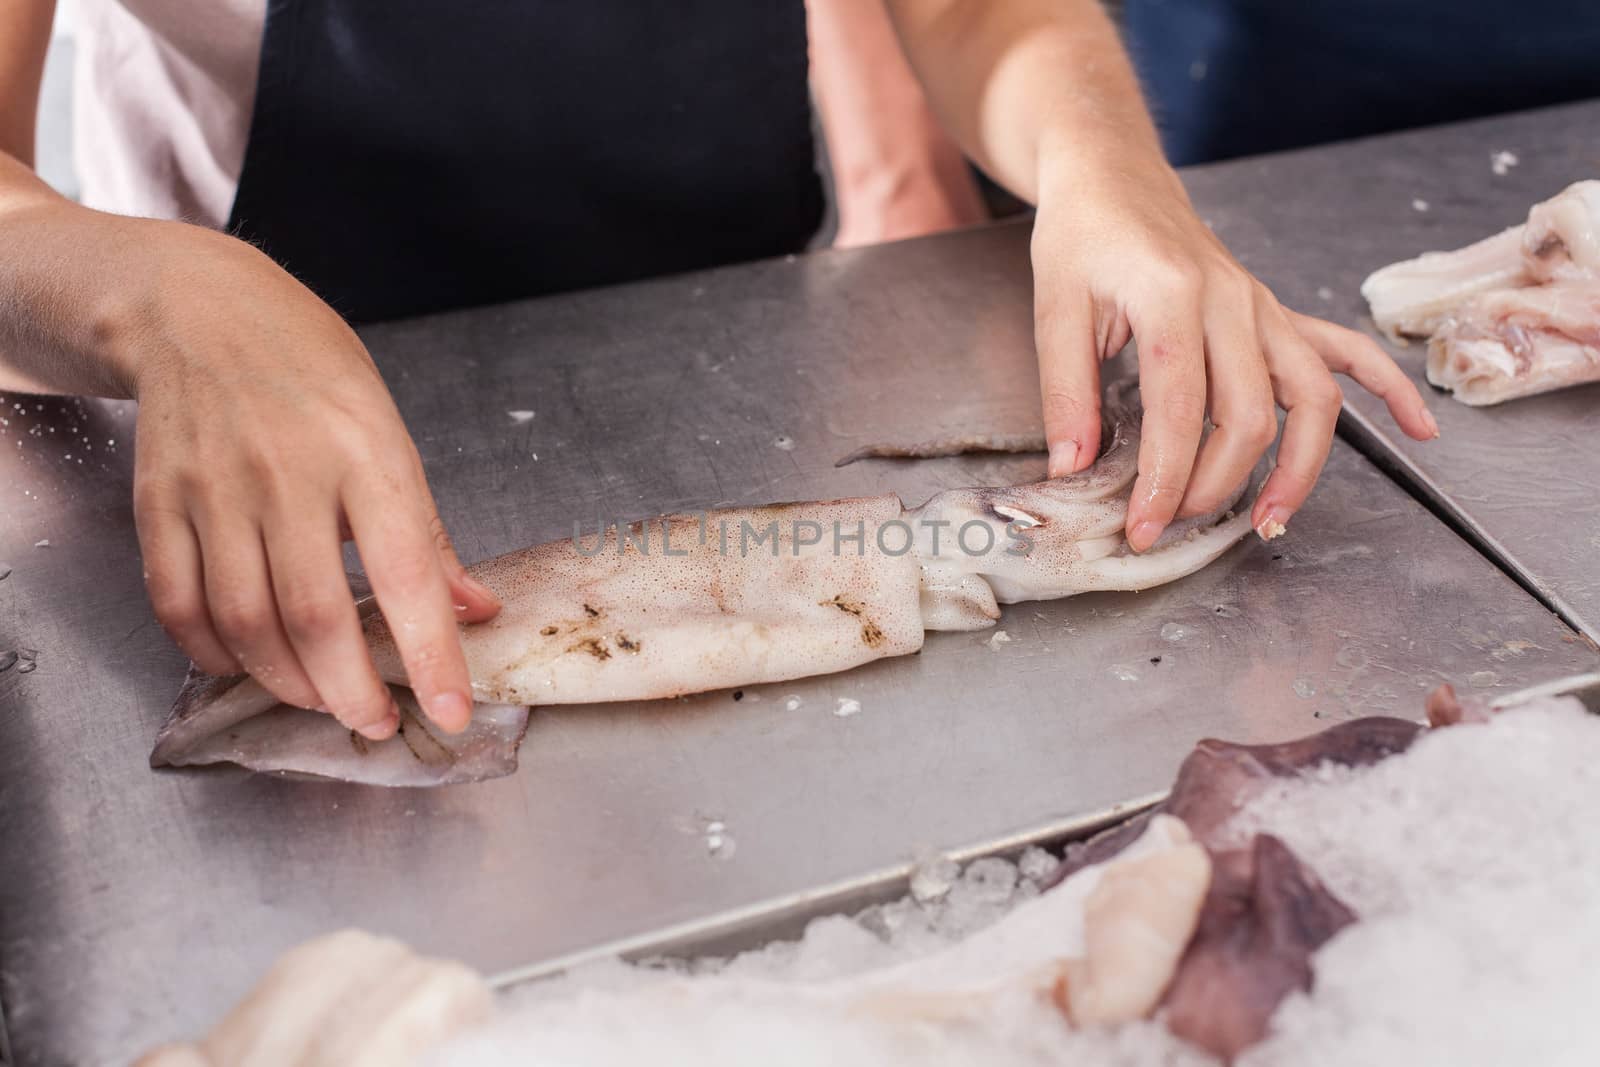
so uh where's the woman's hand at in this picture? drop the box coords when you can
[1031,151,1439,549]
[881,0,1439,546]
[110,218,500,738]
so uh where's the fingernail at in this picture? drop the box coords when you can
[1255,506,1290,541]
[358,703,400,741]
[1423,408,1440,439]
[1129,520,1163,552]
[429,690,472,734]
[1047,442,1079,479]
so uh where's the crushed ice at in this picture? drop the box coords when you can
[424,697,1600,1067]
[908,853,960,904]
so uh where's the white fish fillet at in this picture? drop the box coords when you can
[1361,179,1600,405]
[152,383,1251,785]
[1426,282,1600,405]
[134,930,492,1067]
[1362,224,1531,340]
[374,495,928,708]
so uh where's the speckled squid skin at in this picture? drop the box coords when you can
[362,380,1251,702]
[366,495,928,707]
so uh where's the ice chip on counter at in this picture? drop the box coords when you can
[1361,180,1600,404]
[152,381,1251,786]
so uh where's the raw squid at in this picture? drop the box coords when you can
[1361,179,1600,404]
[150,381,1252,785]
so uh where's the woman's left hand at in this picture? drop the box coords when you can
[1030,149,1439,549]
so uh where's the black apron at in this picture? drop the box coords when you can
[1123,0,1600,166]
[227,2,823,324]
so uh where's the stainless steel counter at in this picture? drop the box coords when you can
[1175,99,1600,642]
[3,108,1598,1066]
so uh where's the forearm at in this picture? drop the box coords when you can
[0,0,54,170]
[807,0,981,218]
[884,0,1170,205]
[0,151,146,397]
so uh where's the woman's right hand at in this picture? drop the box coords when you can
[41,206,502,739]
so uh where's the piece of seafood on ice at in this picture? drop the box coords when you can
[1361,180,1600,404]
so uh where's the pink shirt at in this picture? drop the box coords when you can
[74,0,264,227]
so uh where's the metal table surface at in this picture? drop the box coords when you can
[1178,99,1600,642]
[4,116,1599,1067]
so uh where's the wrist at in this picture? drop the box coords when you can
[77,214,226,400]
[0,198,153,398]
[1036,128,1187,207]
[83,223,160,399]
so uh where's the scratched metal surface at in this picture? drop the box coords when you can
[1179,99,1600,642]
[3,122,1599,1067]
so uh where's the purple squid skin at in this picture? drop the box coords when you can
[1047,716,1426,887]
[1162,834,1357,1061]
[1041,716,1426,1060]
